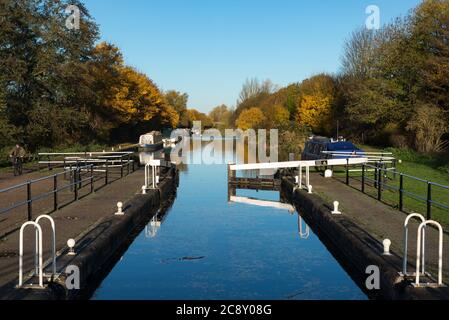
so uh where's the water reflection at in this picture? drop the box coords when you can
[145,208,171,239]
[227,186,294,212]
[298,214,310,239]
[228,185,310,240]
[92,147,366,300]
[144,188,175,238]
[145,216,160,238]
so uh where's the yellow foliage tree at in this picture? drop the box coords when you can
[90,42,179,131]
[273,105,290,127]
[184,109,213,127]
[296,95,333,133]
[235,107,266,130]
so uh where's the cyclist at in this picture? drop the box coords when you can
[9,144,26,176]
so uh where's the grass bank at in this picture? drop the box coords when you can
[343,145,449,228]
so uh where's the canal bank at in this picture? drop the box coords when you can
[0,165,178,300]
[281,173,449,300]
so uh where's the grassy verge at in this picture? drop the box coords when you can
[336,145,449,228]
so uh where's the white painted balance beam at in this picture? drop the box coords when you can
[229,196,295,212]
[229,157,368,171]
[146,159,175,168]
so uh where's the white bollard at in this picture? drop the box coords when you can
[141,186,147,194]
[115,202,124,215]
[383,239,392,256]
[324,169,333,178]
[331,201,341,215]
[67,239,76,256]
[308,185,313,194]
[295,176,299,184]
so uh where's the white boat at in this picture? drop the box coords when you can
[139,131,163,150]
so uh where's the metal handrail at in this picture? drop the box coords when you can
[0,169,75,193]
[0,155,136,225]
[347,163,449,221]
[38,152,133,156]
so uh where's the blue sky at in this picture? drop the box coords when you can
[82,0,421,113]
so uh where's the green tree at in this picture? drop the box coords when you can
[164,91,188,116]
[209,104,231,127]
[0,0,99,148]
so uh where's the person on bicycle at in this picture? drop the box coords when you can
[9,144,26,176]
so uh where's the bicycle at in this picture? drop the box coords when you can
[12,156,23,176]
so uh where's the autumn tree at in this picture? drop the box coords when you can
[184,109,213,128]
[209,104,231,127]
[232,78,277,124]
[235,107,266,130]
[0,1,182,150]
[83,42,179,141]
[237,78,276,105]
[295,74,337,135]
[272,105,290,127]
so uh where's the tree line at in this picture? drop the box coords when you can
[0,0,180,152]
[231,0,449,154]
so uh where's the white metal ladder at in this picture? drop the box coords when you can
[415,220,444,287]
[18,215,57,288]
[402,213,426,276]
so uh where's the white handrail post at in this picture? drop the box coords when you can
[144,163,149,188]
[403,213,426,276]
[415,220,443,287]
[299,164,302,189]
[152,165,156,188]
[19,222,43,288]
[35,215,56,278]
[306,165,310,188]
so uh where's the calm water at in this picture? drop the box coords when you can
[92,150,366,300]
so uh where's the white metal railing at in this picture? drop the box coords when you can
[415,220,444,287]
[402,213,426,276]
[229,158,368,193]
[38,152,134,171]
[38,152,133,156]
[19,222,43,287]
[296,163,311,191]
[321,151,396,164]
[35,215,56,278]
[144,161,161,190]
[18,215,57,288]
[229,157,368,171]
[143,159,175,192]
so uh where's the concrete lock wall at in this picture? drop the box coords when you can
[281,177,419,300]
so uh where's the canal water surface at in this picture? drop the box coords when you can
[92,150,366,300]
